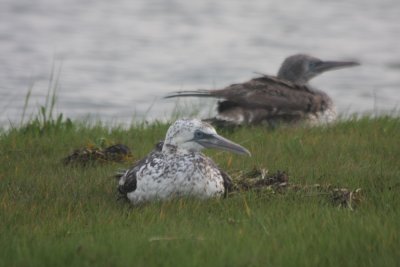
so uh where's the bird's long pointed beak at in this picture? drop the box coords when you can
[315,60,360,73]
[197,134,251,156]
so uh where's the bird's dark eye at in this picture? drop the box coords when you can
[194,130,204,139]
[309,61,320,69]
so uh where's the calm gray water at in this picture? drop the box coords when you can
[1,0,400,127]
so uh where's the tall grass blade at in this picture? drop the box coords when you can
[44,60,56,116]
[20,81,35,126]
[48,62,63,121]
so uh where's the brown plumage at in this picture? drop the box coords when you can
[165,54,359,126]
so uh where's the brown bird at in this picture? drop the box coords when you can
[165,54,359,127]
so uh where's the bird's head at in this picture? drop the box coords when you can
[163,119,251,155]
[277,54,360,85]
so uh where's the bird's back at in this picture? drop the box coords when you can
[210,75,329,125]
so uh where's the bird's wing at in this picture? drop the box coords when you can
[213,76,322,114]
[165,75,321,115]
[117,141,164,196]
[118,168,138,195]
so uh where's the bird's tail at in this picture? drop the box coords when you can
[164,89,216,99]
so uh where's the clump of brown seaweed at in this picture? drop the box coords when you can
[63,143,132,166]
[229,166,363,210]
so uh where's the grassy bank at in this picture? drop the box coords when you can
[0,116,399,267]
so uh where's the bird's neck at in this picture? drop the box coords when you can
[162,143,178,154]
[277,73,309,86]
[162,143,195,155]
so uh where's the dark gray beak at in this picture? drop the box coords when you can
[196,134,251,156]
[314,60,360,73]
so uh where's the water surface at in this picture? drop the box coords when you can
[1,0,399,126]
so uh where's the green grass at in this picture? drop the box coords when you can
[0,116,399,267]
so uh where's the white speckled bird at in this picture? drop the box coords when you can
[117,119,250,204]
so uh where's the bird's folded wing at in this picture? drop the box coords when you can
[212,77,322,114]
